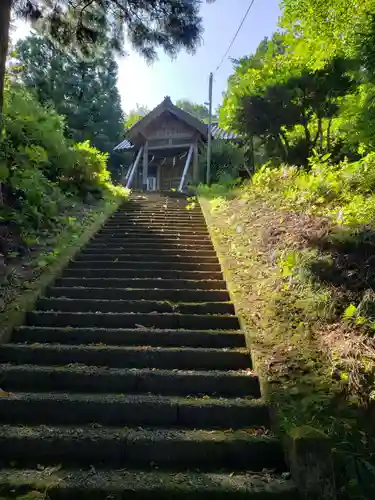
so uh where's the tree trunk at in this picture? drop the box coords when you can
[0,0,12,128]
[279,131,291,162]
[318,118,323,150]
[326,119,333,152]
[276,133,289,162]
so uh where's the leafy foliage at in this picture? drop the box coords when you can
[1,0,215,125]
[199,141,246,183]
[124,105,150,130]
[202,154,375,498]
[0,82,125,237]
[15,34,124,154]
[219,0,375,172]
[176,99,213,122]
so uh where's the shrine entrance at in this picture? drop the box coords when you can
[114,97,208,192]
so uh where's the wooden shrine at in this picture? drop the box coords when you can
[119,97,209,192]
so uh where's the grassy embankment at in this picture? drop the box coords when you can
[199,155,375,500]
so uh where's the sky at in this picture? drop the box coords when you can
[14,0,282,114]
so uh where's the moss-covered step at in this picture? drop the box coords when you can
[99,227,209,234]
[93,232,212,240]
[0,468,299,500]
[0,364,257,396]
[85,243,215,252]
[53,277,227,290]
[90,235,213,245]
[110,216,206,222]
[0,392,267,427]
[78,248,218,258]
[97,224,209,237]
[25,311,240,330]
[45,287,231,302]
[61,269,224,281]
[68,260,222,271]
[0,344,250,370]
[0,425,285,470]
[12,326,244,348]
[36,298,235,315]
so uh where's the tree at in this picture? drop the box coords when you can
[236,86,300,162]
[219,34,291,130]
[0,0,215,124]
[280,0,375,69]
[124,105,150,130]
[176,99,212,122]
[15,34,124,153]
[234,58,355,165]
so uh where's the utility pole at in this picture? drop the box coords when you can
[206,72,213,185]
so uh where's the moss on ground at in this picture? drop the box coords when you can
[200,188,375,500]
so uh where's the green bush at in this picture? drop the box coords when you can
[199,141,246,183]
[0,82,126,236]
[249,152,375,225]
[58,141,110,199]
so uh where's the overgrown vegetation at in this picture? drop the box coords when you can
[203,2,375,498]
[199,141,247,183]
[0,79,128,280]
[14,34,124,154]
[201,156,375,499]
[220,1,375,168]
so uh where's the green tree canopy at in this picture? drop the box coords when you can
[176,99,212,122]
[0,0,215,120]
[124,105,150,130]
[15,34,124,153]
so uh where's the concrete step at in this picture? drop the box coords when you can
[27,311,239,330]
[98,228,209,235]
[108,219,207,226]
[111,208,201,213]
[95,233,212,240]
[68,260,222,271]
[103,224,209,230]
[0,467,299,499]
[108,222,207,228]
[0,425,285,470]
[89,237,214,246]
[54,278,227,290]
[110,214,206,223]
[13,326,244,348]
[61,268,223,280]
[0,344,250,370]
[37,298,235,315]
[79,248,218,258]
[86,242,215,250]
[0,364,258,397]
[46,287,231,302]
[0,392,266,427]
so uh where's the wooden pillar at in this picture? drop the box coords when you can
[178,144,194,192]
[157,161,161,191]
[126,146,143,189]
[142,141,148,191]
[193,141,199,184]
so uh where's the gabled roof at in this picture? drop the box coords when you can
[113,121,240,151]
[126,96,209,142]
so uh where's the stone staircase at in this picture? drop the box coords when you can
[0,195,298,498]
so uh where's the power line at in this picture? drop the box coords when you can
[214,0,257,74]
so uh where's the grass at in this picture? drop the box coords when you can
[199,168,375,500]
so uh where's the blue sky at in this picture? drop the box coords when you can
[14,0,281,114]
